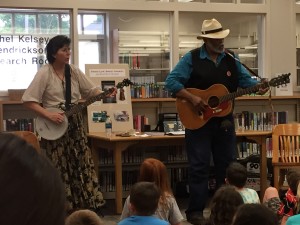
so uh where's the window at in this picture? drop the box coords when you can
[0,9,70,92]
[77,11,107,72]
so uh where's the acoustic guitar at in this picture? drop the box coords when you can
[35,78,133,140]
[176,73,291,130]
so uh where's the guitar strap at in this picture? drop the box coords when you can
[65,64,71,111]
[225,49,263,81]
[226,50,275,125]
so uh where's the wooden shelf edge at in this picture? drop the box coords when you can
[0,100,23,104]
[130,68,170,71]
[2,94,300,105]
[131,98,175,102]
[236,95,300,100]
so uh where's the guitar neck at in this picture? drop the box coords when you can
[220,82,267,103]
[65,92,106,117]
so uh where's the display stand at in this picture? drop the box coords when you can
[85,64,133,133]
[275,73,293,96]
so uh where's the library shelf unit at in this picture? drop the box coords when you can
[112,29,170,80]
[131,94,300,130]
[0,100,37,132]
[96,143,189,200]
[2,94,300,132]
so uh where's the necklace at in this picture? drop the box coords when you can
[52,65,65,83]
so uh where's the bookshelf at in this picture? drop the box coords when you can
[131,95,300,131]
[97,144,189,199]
[2,95,300,132]
[112,29,170,88]
[0,101,36,132]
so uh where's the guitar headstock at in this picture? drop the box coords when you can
[116,79,134,89]
[269,73,291,87]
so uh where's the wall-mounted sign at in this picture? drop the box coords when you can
[0,34,52,91]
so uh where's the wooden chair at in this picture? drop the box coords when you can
[10,131,40,152]
[272,123,300,190]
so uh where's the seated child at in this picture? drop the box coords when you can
[118,181,169,225]
[204,185,244,225]
[286,214,300,225]
[232,204,278,225]
[278,170,300,216]
[0,133,66,225]
[226,162,260,204]
[263,170,300,225]
[263,187,282,224]
[65,209,103,225]
[121,158,183,225]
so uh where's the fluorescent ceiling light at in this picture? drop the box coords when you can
[238,53,256,58]
[297,0,300,4]
[244,44,258,49]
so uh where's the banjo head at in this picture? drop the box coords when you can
[35,108,69,140]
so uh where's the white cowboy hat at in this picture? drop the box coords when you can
[197,18,230,39]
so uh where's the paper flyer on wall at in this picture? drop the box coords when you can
[85,64,133,133]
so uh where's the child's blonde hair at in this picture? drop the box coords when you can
[65,209,103,225]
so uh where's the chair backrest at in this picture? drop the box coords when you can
[272,123,300,164]
[10,131,40,152]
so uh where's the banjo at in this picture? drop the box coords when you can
[35,78,133,140]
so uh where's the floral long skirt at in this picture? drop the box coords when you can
[41,112,105,212]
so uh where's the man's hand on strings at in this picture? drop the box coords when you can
[257,78,270,95]
[176,88,208,114]
[191,95,208,114]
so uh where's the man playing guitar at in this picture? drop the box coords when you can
[165,18,269,225]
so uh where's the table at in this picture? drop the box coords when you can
[88,130,272,214]
[88,132,184,213]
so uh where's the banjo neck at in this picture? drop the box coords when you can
[65,92,106,117]
[64,78,133,117]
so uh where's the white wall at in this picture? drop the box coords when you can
[269,0,297,90]
[108,11,170,32]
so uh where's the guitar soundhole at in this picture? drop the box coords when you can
[208,96,220,108]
